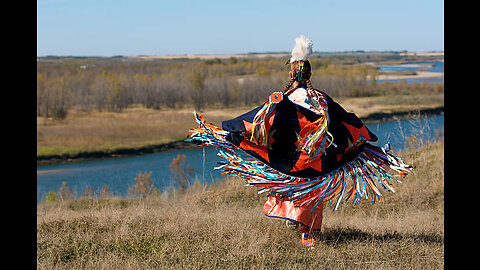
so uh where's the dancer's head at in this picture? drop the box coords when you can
[283,35,314,92]
[288,60,312,84]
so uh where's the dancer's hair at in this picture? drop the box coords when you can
[283,60,314,93]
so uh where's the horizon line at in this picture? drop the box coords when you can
[37,50,445,59]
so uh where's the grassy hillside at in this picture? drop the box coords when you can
[37,140,444,269]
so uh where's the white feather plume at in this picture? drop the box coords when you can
[290,35,313,63]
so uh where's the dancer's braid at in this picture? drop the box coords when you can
[283,60,313,94]
[305,79,315,92]
[283,78,296,93]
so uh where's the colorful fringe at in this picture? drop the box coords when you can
[297,112,334,160]
[248,91,334,158]
[186,112,412,211]
[185,112,236,152]
[248,92,283,147]
[295,90,334,160]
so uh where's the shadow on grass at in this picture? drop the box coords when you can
[319,227,443,246]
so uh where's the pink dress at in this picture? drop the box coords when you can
[263,87,324,230]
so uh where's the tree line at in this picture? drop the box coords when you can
[37,55,443,120]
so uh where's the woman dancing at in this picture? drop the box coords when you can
[187,35,412,247]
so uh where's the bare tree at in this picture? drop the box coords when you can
[189,68,207,111]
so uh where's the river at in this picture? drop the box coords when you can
[37,114,444,203]
[377,60,444,83]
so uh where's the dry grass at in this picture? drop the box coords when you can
[37,140,444,269]
[335,95,443,119]
[37,105,257,156]
[37,94,443,157]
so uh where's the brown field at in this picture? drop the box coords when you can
[37,139,444,269]
[37,52,444,159]
[37,94,443,158]
[36,105,256,156]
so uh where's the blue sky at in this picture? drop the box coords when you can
[37,0,444,57]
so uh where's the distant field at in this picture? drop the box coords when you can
[37,53,443,159]
[36,105,255,157]
[37,94,443,158]
[130,52,290,60]
[37,139,444,269]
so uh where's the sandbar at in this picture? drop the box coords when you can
[37,169,71,175]
[376,71,444,81]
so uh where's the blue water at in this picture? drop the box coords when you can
[37,146,225,202]
[367,114,444,150]
[37,114,444,203]
[378,61,444,83]
[379,61,444,73]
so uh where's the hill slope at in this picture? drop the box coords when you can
[37,140,444,269]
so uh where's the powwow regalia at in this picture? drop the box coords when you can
[186,35,412,247]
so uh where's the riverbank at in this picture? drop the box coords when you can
[37,139,197,166]
[376,71,443,81]
[37,105,443,166]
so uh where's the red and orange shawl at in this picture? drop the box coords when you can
[187,88,412,211]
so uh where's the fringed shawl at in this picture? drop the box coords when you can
[186,89,412,210]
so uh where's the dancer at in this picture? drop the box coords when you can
[187,35,412,247]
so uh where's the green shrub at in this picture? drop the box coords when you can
[44,191,59,203]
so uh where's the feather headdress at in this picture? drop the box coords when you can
[290,35,313,63]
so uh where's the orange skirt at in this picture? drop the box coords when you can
[263,194,324,230]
